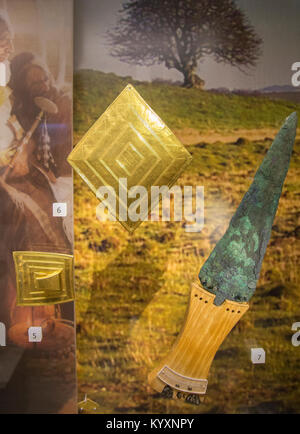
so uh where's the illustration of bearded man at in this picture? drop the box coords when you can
[0,14,14,167]
[0,13,72,333]
[0,13,19,327]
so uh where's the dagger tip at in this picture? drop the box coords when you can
[286,111,297,120]
[284,111,298,129]
[198,113,298,304]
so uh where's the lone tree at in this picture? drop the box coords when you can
[108,0,262,88]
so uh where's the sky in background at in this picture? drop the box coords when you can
[74,0,300,90]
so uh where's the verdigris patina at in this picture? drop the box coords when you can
[199,112,298,305]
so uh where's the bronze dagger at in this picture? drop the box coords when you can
[149,112,298,405]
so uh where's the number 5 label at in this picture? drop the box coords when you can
[28,327,43,343]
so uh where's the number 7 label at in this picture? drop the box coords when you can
[251,348,265,364]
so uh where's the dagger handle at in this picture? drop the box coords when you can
[149,282,249,397]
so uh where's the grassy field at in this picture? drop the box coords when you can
[74,70,300,135]
[74,71,300,414]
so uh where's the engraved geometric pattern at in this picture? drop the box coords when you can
[13,251,74,306]
[68,84,192,232]
[158,365,208,395]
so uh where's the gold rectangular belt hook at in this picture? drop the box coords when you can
[13,251,74,306]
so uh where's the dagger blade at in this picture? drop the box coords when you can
[199,112,298,306]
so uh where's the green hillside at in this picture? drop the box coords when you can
[74,70,300,136]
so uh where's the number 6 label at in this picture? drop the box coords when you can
[53,203,67,217]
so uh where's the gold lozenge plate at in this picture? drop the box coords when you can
[68,84,192,232]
